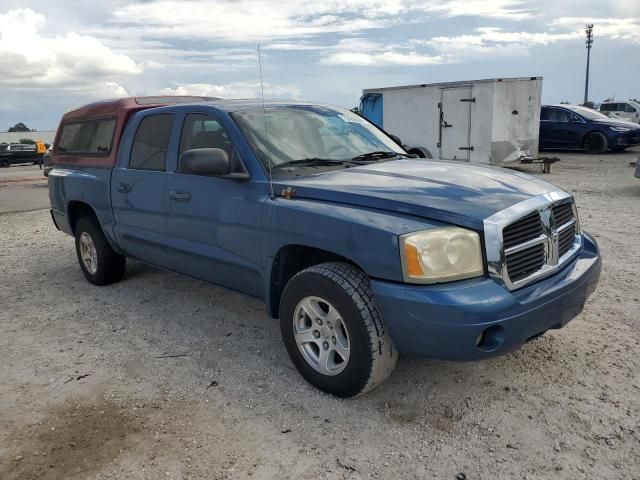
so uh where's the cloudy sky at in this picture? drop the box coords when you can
[1,0,638,130]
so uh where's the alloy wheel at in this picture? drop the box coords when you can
[293,296,351,376]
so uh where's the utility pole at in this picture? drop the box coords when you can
[584,24,594,106]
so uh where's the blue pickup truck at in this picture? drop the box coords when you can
[49,96,601,397]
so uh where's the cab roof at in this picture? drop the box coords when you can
[61,96,323,121]
[61,96,221,121]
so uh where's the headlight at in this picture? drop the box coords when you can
[399,227,484,284]
[610,126,631,132]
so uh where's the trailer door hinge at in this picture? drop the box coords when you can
[460,98,476,103]
[458,146,474,151]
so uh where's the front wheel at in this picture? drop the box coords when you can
[0,159,9,168]
[74,217,126,285]
[583,132,608,154]
[279,262,397,397]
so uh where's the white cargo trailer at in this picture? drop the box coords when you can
[360,77,543,166]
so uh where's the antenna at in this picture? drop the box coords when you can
[258,44,274,197]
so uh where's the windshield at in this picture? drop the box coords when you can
[231,105,406,172]
[567,106,608,120]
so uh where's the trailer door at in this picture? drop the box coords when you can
[439,87,472,161]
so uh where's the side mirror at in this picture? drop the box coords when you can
[180,148,231,176]
[388,134,403,147]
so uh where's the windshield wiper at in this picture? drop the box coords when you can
[272,158,355,170]
[351,151,403,162]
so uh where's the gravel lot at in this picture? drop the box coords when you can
[1,150,639,479]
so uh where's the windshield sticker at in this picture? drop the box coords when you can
[338,113,368,125]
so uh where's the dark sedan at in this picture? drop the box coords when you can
[540,104,640,154]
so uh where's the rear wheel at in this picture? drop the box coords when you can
[280,262,397,397]
[74,217,126,285]
[0,159,9,168]
[583,132,608,154]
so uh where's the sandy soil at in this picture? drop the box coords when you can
[1,150,639,479]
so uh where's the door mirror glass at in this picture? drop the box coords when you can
[180,148,231,176]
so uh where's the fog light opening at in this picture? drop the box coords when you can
[476,325,506,352]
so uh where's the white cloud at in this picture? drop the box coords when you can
[112,0,532,43]
[416,26,581,60]
[551,17,640,44]
[322,50,446,66]
[158,82,302,99]
[0,8,141,88]
[425,0,532,20]
[95,82,130,98]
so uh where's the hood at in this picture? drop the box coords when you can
[272,159,563,230]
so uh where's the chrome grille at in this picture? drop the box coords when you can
[483,192,582,291]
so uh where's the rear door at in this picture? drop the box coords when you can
[439,87,472,161]
[111,113,175,265]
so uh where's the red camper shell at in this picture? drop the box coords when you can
[51,96,219,168]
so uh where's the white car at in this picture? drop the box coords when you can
[599,100,640,123]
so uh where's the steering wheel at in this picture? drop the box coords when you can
[325,144,350,156]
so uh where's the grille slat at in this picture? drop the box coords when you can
[503,229,544,248]
[506,243,545,282]
[502,212,543,250]
[501,200,579,287]
[552,203,574,227]
[558,225,576,257]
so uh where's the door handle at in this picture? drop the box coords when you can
[116,182,131,193]
[169,190,191,202]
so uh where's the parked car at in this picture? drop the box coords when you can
[43,145,53,176]
[0,143,43,167]
[49,97,601,397]
[599,100,640,123]
[540,104,640,154]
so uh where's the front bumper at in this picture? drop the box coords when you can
[371,233,601,360]
[613,130,640,147]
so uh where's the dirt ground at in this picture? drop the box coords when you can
[1,150,639,479]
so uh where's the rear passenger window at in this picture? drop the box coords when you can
[58,119,116,154]
[129,114,174,171]
[540,107,550,121]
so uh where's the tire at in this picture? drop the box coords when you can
[74,216,126,286]
[279,262,397,397]
[0,159,9,168]
[407,146,433,159]
[583,132,608,154]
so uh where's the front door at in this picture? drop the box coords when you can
[164,112,264,297]
[440,87,472,161]
[111,113,174,265]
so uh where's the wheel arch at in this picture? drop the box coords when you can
[67,200,99,234]
[581,129,610,150]
[266,244,366,319]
